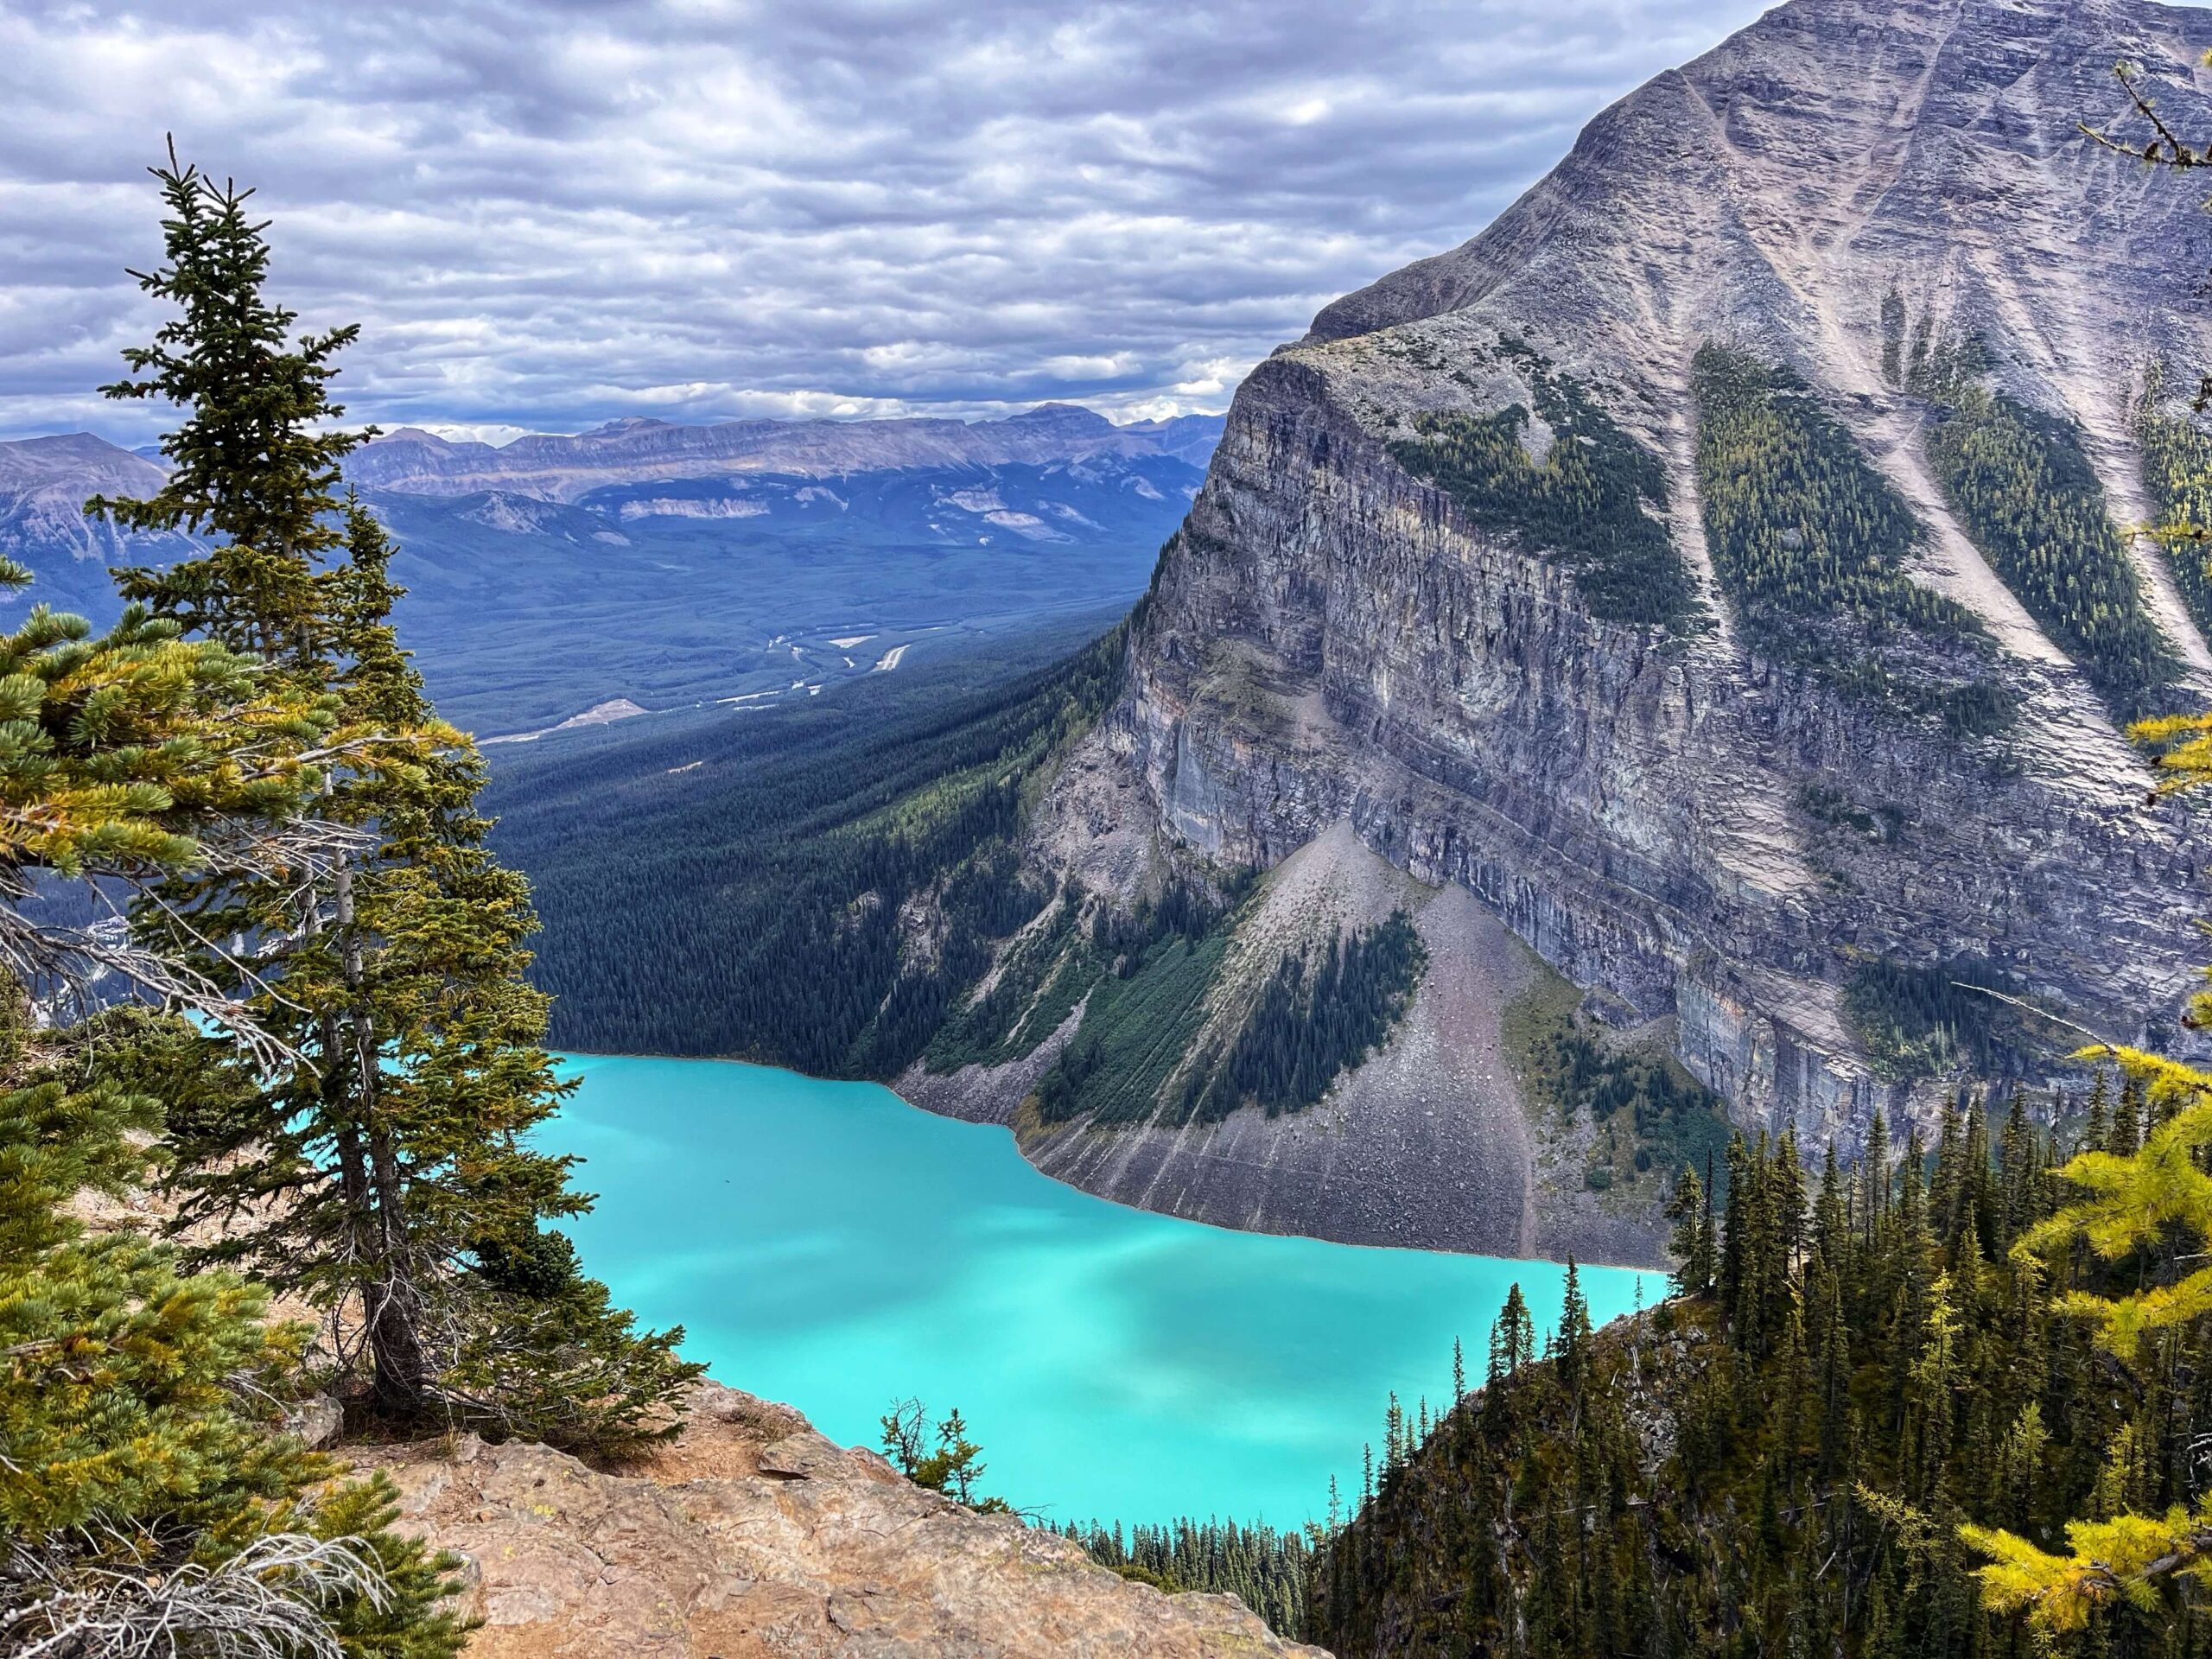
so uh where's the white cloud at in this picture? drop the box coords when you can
[0,0,1772,443]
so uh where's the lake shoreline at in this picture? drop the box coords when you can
[546,1052,1656,1524]
[559,1048,1671,1275]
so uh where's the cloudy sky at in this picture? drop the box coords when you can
[0,0,1769,445]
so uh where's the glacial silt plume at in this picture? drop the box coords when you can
[941,0,2212,1255]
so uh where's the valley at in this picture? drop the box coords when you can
[16,0,2212,1649]
[487,0,2212,1280]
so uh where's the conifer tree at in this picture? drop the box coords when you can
[95,148,697,1449]
[0,537,458,1649]
[1667,1162,1716,1294]
[0,1001,464,1656]
[1488,1283,1535,1387]
[2082,1069,2111,1154]
[1556,1258,1593,1395]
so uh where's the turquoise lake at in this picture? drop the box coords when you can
[549,1053,1655,1527]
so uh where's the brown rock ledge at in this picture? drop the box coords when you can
[360,1382,1329,1659]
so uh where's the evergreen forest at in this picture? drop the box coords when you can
[1692,344,2015,735]
[1061,1516,1318,1636]
[1389,348,1702,632]
[1506,977,1735,1196]
[2133,374,2212,644]
[1923,372,2179,719]
[486,616,1123,1071]
[1032,909,1427,1128]
[1313,1084,2212,1656]
[1841,954,2043,1083]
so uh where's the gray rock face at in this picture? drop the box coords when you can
[0,433,187,569]
[1091,0,2212,1157]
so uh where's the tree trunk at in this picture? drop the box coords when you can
[365,1115,430,1420]
[327,838,432,1421]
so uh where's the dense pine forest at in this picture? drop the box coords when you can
[484,616,1123,1070]
[1202,913,1426,1118]
[1060,1516,1319,1636]
[2133,373,2212,644]
[1692,344,2015,735]
[1925,383,2181,720]
[1031,908,1427,1127]
[1841,954,2043,1083]
[1313,1088,2212,1656]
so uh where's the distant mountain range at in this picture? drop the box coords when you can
[0,435,193,619]
[0,404,1222,733]
[347,404,1225,498]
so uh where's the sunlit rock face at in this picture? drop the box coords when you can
[1098,0,2212,1155]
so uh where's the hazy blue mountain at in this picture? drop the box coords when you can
[0,407,1218,734]
[345,404,1223,499]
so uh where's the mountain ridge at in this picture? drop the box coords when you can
[0,406,1220,733]
[840,0,2212,1261]
[345,405,1226,500]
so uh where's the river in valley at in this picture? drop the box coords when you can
[549,1052,1654,1527]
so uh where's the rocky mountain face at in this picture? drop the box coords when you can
[911,0,2212,1256]
[0,433,194,615]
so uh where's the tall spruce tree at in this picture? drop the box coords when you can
[95,148,697,1449]
[0,538,461,1647]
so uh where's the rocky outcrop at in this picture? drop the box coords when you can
[362,1382,1325,1659]
[886,0,2212,1261]
[1084,0,2212,1165]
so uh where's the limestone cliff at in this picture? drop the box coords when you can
[906,0,2212,1261]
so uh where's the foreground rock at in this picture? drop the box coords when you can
[362,1383,1327,1658]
